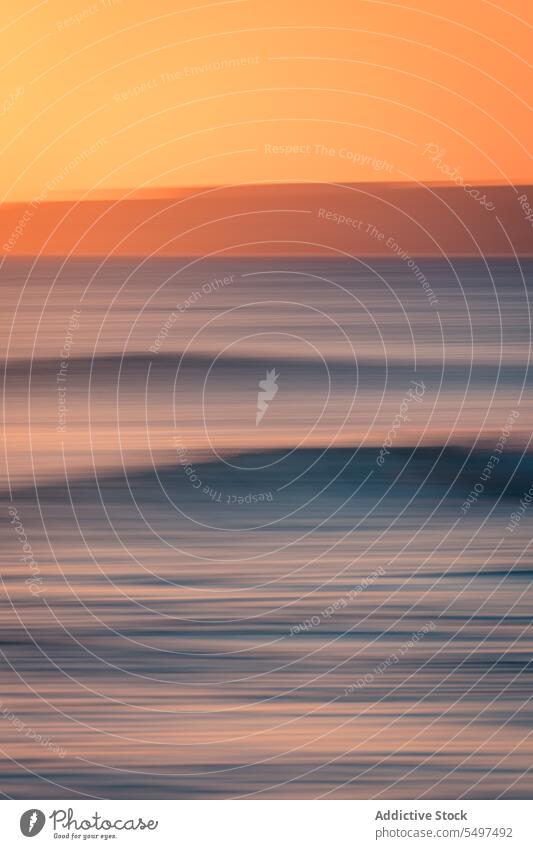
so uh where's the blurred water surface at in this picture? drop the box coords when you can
[1,257,532,798]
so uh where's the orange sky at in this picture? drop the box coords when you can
[1,0,532,202]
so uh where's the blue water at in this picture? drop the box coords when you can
[1,257,532,798]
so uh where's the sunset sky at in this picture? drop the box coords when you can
[1,0,532,202]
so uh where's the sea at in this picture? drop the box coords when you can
[1,255,532,798]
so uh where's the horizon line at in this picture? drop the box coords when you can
[2,179,532,206]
